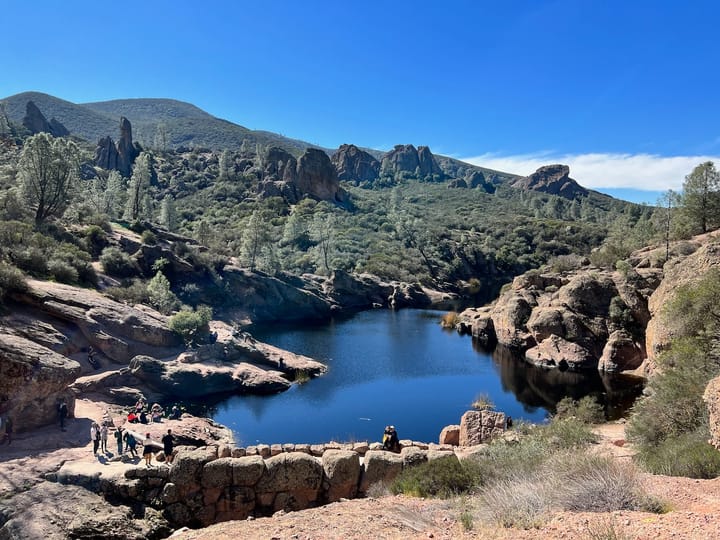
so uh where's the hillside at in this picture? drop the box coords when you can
[2,92,321,155]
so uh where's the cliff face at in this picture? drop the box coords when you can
[511,164,589,199]
[460,232,720,375]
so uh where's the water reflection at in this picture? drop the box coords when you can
[485,343,644,420]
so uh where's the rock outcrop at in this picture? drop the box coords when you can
[459,410,507,446]
[22,101,69,137]
[331,144,380,184]
[511,164,589,200]
[0,333,80,431]
[93,117,139,176]
[704,375,720,450]
[380,144,443,180]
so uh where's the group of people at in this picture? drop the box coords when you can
[126,399,183,425]
[92,416,177,466]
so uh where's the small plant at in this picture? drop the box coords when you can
[391,456,477,498]
[584,517,628,540]
[0,262,27,303]
[100,246,138,278]
[634,429,720,478]
[471,393,495,411]
[141,229,157,245]
[440,311,460,329]
[168,305,213,345]
[555,395,605,424]
[293,369,311,384]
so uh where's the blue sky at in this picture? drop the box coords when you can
[2,1,719,203]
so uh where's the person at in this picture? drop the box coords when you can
[127,411,139,424]
[382,425,400,453]
[124,431,138,458]
[90,422,100,455]
[161,429,176,464]
[114,427,124,455]
[100,422,108,453]
[102,410,114,427]
[151,403,164,423]
[58,400,68,431]
[142,432,155,466]
[135,397,146,413]
[169,405,181,420]
[139,410,148,424]
[1,417,12,445]
[88,346,99,369]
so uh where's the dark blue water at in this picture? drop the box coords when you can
[212,309,643,446]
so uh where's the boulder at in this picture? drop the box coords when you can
[321,450,361,502]
[22,101,52,135]
[459,410,506,446]
[295,148,345,203]
[438,424,460,446]
[0,333,80,431]
[490,293,536,349]
[447,178,468,188]
[598,330,645,372]
[359,450,403,494]
[417,145,442,177]
[331,144,380,184]
[525,334,596,370]
[466,170,495,193]
[232,455,266,486]
[254,452,323,512]
[380,144,442,180]
[510,164,589,199]
[400,446,428,468]
[704,375,720,450]
[202,457,234,489]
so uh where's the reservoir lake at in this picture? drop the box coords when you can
[212,309,644,446]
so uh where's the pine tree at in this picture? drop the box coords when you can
[681,161,720,234]
[123,152,153,221]
[159,195,177,231]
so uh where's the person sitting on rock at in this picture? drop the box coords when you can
[150,404,164,423]
[127,412,139,424]
[169,405,182,420]
[139,410,148,424]
[382,425,400,453]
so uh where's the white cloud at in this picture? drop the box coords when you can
[460,152,720,191]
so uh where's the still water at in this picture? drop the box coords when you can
[213,309,643,446]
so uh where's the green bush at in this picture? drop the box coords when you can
[391,456,477,498]
[141,230,157,245]
[84,225,108,257]
[147,271,179,314]
[555,395,605,424]
[168,305,212,344]
[14,246,48,275]
[105,279,149,305]
[100,246,138,278]
[0,262,27,302]
[47,258,79,284]
[634,429,720,478]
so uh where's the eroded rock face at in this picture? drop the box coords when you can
[704,375,720,450]
[511,164,589,199]
[359,450,403,494]
[598,330,645,372]
[322,450,360,502]
[94,136,119,170]
[459,410,506,446]
[22,101,69,137]
[0,333,80,431]
[438,424,460,446]
[13,279,181,363]
[296,148,345,203]
[331,144,380,184]
[117,117,139,177]
[380,144,442,180]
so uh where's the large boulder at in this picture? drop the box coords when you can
[94,136,119,170]
[331,144,380,184]
[525,334,597,370]
[598,330,645,372]
[459,410,506,446]
[510,164,589,199]
[380,144,442,180]
[295,148,345,203]
[0,333,80,430]
[489,292,536,349]
[321,450,361,502]
[254,452,323,512]
[22,101,68,137]
[438,425,460,446]
[359,450,403,494]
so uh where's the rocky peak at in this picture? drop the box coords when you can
[116,116,139,177]
[263,146,297,183]
[296,148,345,203]
[94,136,119,170]
[331,144,380,184]
[511,164,589,199]
[380,144,443,180]
[22,101,69,137]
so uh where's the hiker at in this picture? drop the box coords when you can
[169,405,181,420]
[124,431,138,458]
[100,422,108,453]
[135,397,146,413]
[150,403,164,423]
[88,346,99,369]
[127,411,139,424]
[90,422,100,455]
[139,410,148,424]
[114,427,124,455]
[142,433,155,466]
[58,400,68,431]
[161,429,176,464]
[1,417,12,445]
[382,425,400,453]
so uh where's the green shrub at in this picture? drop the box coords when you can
[0,262,27,302]
[634,429,720,478]
[84,225,108,257]
[146,271,179,314]
[168,305,212,344]
[391,456,477,498]
[141,230,157,245]
[105,279,149,305]
[47,258,79,284]
[555,396,605,424]
[100,246,138,278]
[14,246,48,275]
